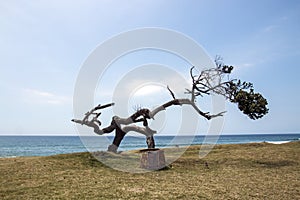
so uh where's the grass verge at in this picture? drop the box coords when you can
[0,142,299,199]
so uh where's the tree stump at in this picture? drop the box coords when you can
[140,149,166,170]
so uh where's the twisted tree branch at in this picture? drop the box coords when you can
[71,62,268,152]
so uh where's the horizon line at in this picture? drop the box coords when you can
[0,132,299,137]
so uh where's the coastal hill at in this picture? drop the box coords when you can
[1,142,299,199]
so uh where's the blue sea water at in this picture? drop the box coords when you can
[0,134,299,158]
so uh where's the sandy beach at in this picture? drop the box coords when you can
[0,141,299,199]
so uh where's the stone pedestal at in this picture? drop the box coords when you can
[140,149,166,170]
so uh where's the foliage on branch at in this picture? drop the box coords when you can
[186,56,269,120]
[233,90,268,119]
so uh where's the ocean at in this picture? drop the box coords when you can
[0,134,299,158]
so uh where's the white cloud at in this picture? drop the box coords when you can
[262,25,278,33]
[134,85,165,96]
[233,63,255,71]
[241,63,254,67]
[22,88,71,105]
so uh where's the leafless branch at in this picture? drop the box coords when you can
[167,85,176,100]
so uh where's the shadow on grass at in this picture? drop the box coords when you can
[254,160,296,168]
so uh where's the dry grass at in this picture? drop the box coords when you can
[0,142,299,199]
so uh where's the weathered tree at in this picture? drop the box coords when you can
[72,57,268,153]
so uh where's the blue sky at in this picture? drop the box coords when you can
[0,0,299,135]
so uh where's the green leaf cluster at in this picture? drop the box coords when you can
[232,89,269,120]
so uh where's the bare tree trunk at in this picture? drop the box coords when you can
[107,126,126,153]
[146,136,155,149]
[72,98,225,152]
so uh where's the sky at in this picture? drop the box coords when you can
[0,0,299,135]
